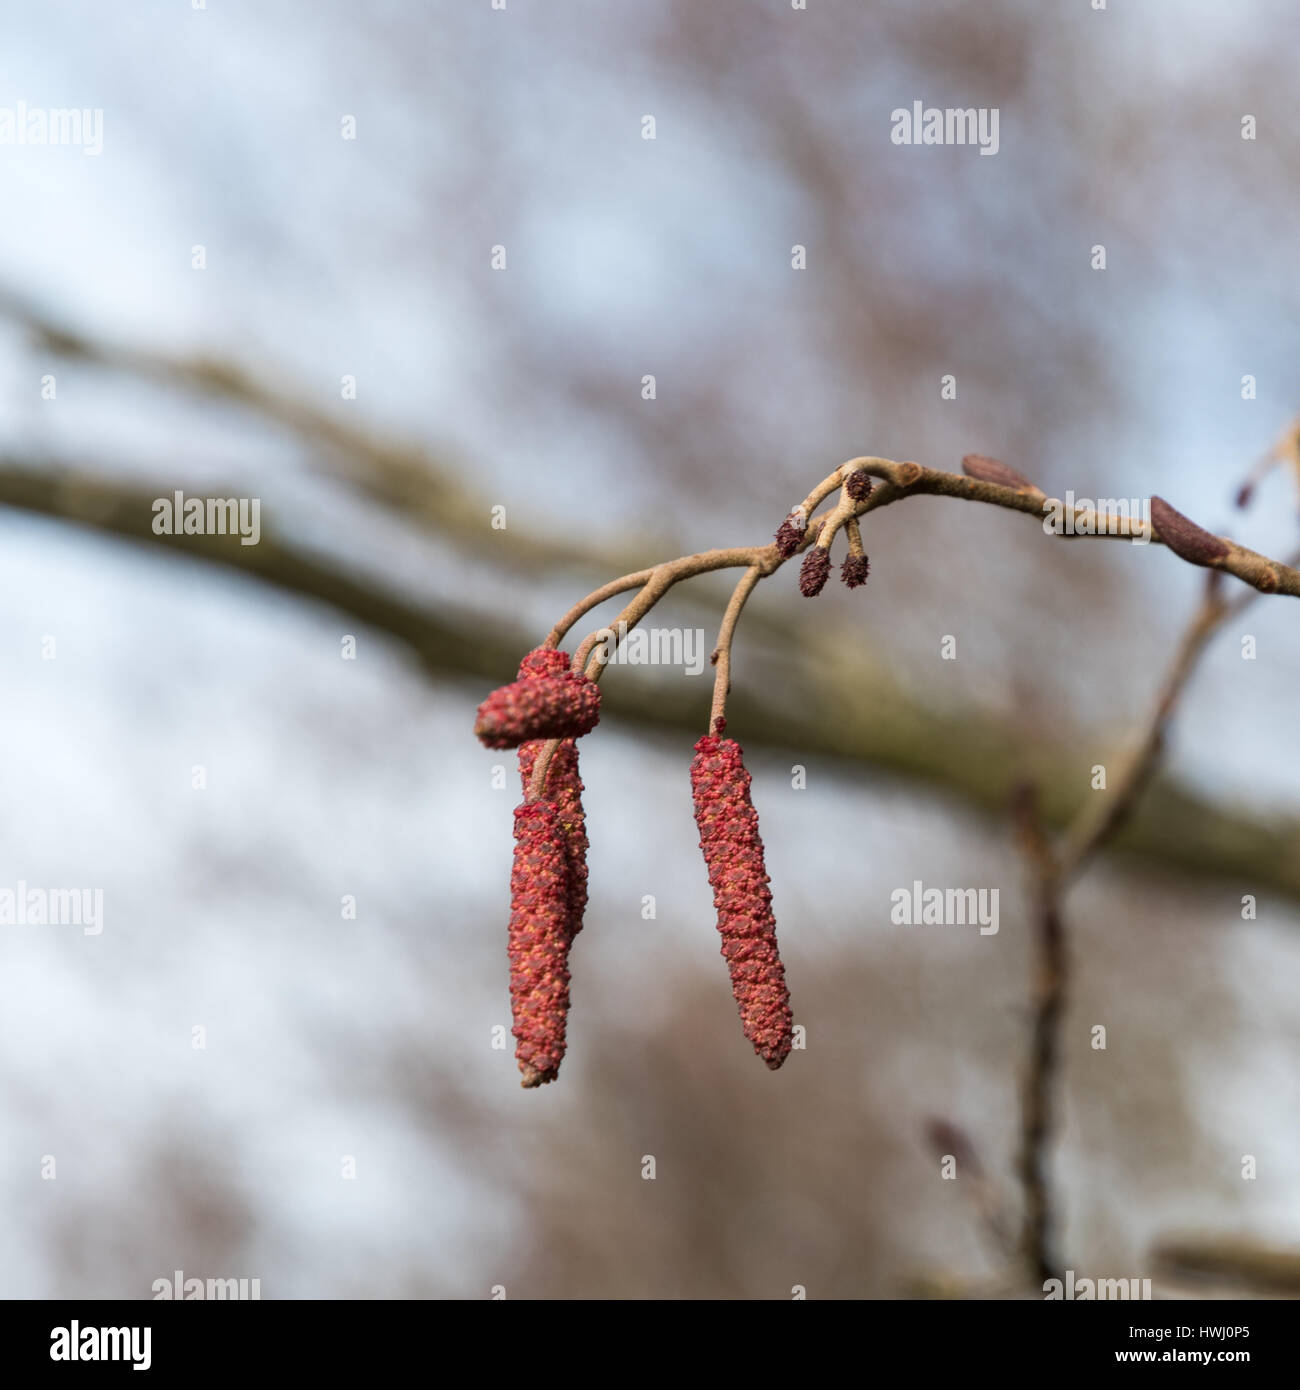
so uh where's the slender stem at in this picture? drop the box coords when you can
[1019,878,1066,1286]
[709,565,762,733]
[846,456,1300,595]
[545,568,656,649]
[525,455,1300,805]
[1008,555,1290,1290]
[1056,587,1231,880]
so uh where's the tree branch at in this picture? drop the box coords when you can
[4,457,1300,907]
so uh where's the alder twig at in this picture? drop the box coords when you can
[1010,784,1067,1286]
[847,455,1300,597]
[5,453,1300,888]
[544,569,657,649]
[709,565,762,734]
[1008,546,1296,1291]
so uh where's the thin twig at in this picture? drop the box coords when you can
[709,565,762,734]
[1056,579,1248,882]
[1010,784,1066,1286]
[846,456,1300,597]
[544,568,657,649]
[1008,553,1292,1289]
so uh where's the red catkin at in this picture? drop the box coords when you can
[474,646,601,749]
[799,546,831,596]
[690,734,794,1070]
[518,737,588,935]
[508,801,572,1087]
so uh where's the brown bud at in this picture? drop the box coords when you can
[923,1118,981,1178]
[799,547,831,596]
[962,453,1036,492]
[1150,496,1229,567]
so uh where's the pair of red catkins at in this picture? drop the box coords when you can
[475,647,793,1087]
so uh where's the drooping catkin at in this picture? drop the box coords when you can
[690,732,794,1069]
[474,646,601,750]
[508,801,572,1087]
[519,737,588,935]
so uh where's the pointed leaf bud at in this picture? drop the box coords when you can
[962,453,1036,492]
[1150,496,1229,567]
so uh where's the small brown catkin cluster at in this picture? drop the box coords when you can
[774,511,806,558]
[690,732,794,1069]
[474,647,601,749]
[845,468,874,501]
[799,546,831,596]
[841,554,870,588]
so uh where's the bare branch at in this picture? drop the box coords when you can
[5,456,1300,905]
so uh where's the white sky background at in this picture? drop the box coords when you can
[0,0,1298,1296]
